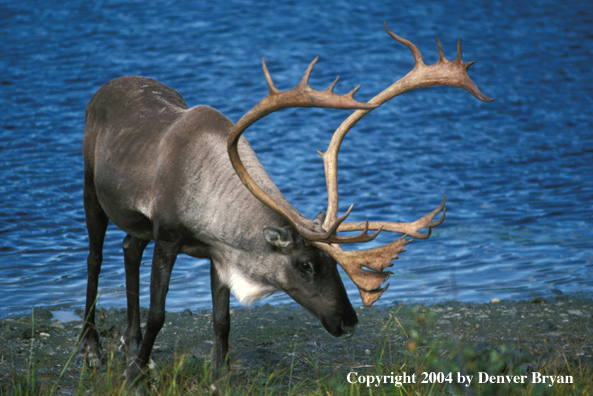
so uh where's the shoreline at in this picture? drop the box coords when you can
[0,288,581,322]
[1,296,592,394]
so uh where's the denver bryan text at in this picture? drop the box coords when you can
[478,372,574,387]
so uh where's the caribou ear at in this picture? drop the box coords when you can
[263,226,293,248]
[313,211,326,226]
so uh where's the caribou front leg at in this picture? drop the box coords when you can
[211,260,231,374]
[125,238,179,388]
[121,235,149,361]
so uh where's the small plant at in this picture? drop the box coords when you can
[6,310,43,396]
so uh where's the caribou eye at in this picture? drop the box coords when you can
[297,261,314,278]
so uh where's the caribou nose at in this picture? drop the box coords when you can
[339,321,357,338]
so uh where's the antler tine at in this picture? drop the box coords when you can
[346,84,362,99]
[436,38,447,63]
[262,58,281,95]
[326,75,340,93]
[384,22,424,66]
[430,206,446,228]
[325,214,383,244]
[298,56,319,88]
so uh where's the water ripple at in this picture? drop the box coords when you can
[1,0,592,317]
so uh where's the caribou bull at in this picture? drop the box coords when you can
[77,24,492,384]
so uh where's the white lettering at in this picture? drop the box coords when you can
[562,375,574,384]
[478,372,490,383]
[532,372,574,387]
[373,375,382,387]
[457,372,473,387]
[347,372,358,384]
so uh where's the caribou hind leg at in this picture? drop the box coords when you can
[121,234,149,361]
[76,170,109,367]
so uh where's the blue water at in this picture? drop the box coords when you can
[1,0,592,318]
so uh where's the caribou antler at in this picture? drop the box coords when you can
[227,57,380,244]
[228,24,492,307]
[315,23,492,306]
[321,23,492,231]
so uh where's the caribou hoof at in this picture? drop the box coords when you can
[119,334,142,365]
[122,359,151,396]
[74,338,103,367]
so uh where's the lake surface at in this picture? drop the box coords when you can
[1,0,592,318]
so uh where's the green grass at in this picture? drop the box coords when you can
[3,338,591,395]
[2,303,592,395]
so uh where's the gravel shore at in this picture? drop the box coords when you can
[1,295,591,394]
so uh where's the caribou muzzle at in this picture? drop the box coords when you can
[321,311,358,338]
